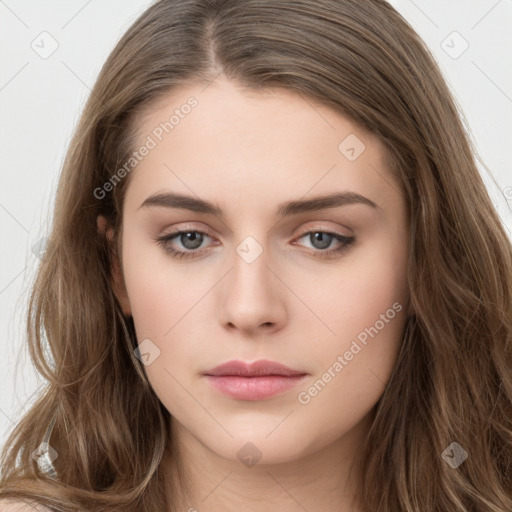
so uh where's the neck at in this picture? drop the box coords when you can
[162,413,372,512]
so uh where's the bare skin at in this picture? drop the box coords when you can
[98,75,410,511]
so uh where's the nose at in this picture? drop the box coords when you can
[218,245,286,335]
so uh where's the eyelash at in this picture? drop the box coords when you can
[154,227,356,261]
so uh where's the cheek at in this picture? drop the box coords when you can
[120,234,212,389]
[121,247,202,410]
[295,235,408,402]
[121,231,196,336]
[296,233,408,344]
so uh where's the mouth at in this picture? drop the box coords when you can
[203,359,308,400]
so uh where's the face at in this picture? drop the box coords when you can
[103,76,410,466]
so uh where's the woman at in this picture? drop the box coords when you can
[1,0,511,510]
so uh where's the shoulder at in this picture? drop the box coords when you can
[0,500,51,511]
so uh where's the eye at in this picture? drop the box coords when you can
[154,229,214,259]
[154,228,356,260]
[292,231,356,259]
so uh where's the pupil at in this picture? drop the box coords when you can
[182,232,203,249]
[312,232,331,249]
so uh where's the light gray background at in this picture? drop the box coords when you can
[1,0,511,452]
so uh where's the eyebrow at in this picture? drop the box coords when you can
[138,191,380,217]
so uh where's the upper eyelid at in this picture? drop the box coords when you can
[162,226,350,240]
[160,220,353,237]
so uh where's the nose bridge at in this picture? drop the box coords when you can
[231,232,273,297]
[218,230,285,331]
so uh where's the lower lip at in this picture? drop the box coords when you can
[205,374,308,400]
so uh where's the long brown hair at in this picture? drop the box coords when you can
[1,0,511,510]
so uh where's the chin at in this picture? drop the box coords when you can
[199,428,313,466]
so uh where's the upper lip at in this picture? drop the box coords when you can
[204,359,307,377]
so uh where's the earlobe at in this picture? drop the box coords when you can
[96,215,132,317]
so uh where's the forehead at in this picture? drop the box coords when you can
[124,77,400,215]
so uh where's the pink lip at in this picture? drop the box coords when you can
[203,359,308,401]
[204,359,306,377]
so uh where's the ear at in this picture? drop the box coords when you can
[97,215,132,317]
